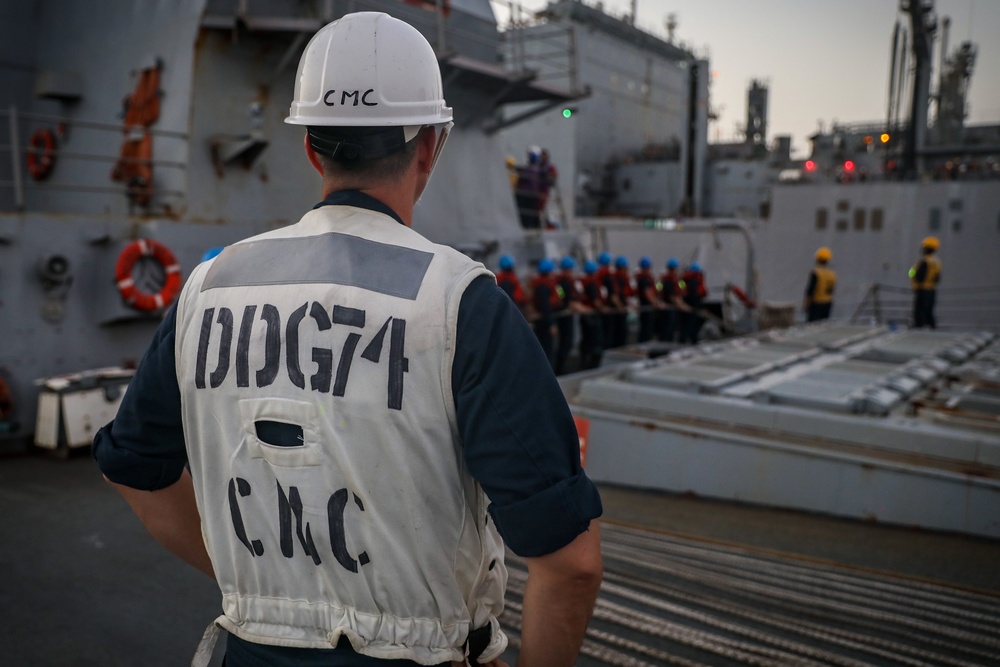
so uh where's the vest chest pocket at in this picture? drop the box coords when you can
[239,398,321,467]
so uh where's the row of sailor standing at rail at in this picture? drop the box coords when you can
[495,253,709,373]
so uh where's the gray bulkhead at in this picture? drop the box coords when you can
[0,0,567,445]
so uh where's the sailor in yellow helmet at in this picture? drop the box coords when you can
[505,155,518,189]
[92,12,603,667]
[803,247,836,322]
[910,236,942,328]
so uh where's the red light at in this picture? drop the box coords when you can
[804,160,816,172]
[843,160,855,172]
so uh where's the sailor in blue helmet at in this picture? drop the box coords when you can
[595,253,616,347]
[609,256,633,348]
[657,258,686,342]
[92,13,602,667]
[679,261,708,344]
[578,260,606,369]
[554,256,581,374]
[529,258,561,367]
[634,256,660,343]
[495,253,528,314]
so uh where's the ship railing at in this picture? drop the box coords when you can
[850,283,1000,332]
[0,106,187,213]
[495,2,578,90]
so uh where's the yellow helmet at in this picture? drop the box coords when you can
[815,247,832,262]
[505,155,516,168]
[922,236,940,250]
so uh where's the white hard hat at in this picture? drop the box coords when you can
[285,12,452,130]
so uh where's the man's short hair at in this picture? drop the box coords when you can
[309,126,419,182]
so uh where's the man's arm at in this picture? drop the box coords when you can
[107,467,215,578]
[518,523,602,667]
[452,276,604,664]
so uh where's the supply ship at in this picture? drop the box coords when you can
[0,1,997,665]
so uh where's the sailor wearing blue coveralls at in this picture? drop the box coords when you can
[92,13,602,667]
[554,256,580,374]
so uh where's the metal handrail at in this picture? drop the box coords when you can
[1,105,187,212]
[0,108,189,140]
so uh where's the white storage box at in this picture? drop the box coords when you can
[34,368,133,450]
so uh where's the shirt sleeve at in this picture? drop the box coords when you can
[92,305,188,491]
[452,275,603,558]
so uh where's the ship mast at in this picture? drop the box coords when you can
[900,0,937,177]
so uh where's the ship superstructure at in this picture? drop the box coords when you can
[0,0,583,446]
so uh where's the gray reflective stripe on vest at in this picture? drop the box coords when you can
[202,232,434,300]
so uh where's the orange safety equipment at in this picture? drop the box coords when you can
[27,127,57,180]
[809,267,836,304]
[910,255,941,291]
[496,269,527,307]
[682,269,707,299]
[921,236,940,250]
[115,239,182,312]
[530,273,563,310]
[729,284,756,308]
[815,247,832,262]
[112,62,161,206]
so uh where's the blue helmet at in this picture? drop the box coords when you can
[597,251,612,266]
[615,255,628,268]
[499,255,514,271]
[667,258,679,269]
[584,260,598,274]
[560,256,576,270]
[538,258,555,274]
[690,262,702,273]
[201,246,224,262]
[639,256,651,269]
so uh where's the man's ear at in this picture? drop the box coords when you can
[304,133,324,176]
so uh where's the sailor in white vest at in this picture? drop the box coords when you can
[93,12,603,667]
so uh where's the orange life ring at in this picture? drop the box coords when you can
[115,239,182,312]
[27,128,57,180]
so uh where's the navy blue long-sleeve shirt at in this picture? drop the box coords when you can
[93,192,602,666]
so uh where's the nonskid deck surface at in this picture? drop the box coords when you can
[1,452,997,666]
[503,522,1000,667]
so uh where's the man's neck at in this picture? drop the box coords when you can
[323,175,419,227]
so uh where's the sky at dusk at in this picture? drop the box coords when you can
[498,0,1000,158]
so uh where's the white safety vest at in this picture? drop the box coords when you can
[175,204,508,665]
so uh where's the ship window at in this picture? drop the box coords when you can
[836,199,849,212]
[853,209,866,230]
[948,198,963,211]
[928,207,941,230]
[952,219,962,232]
[815,208,828,229]
[836,219,848,231]
[871,208,884,230]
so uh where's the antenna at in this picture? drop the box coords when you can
[665,13,677,43]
